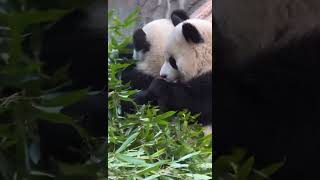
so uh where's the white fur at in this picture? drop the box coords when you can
[203,125,212,135]
[132,49,142,61]
[135,19,175,77]
[132,49,138,60]
[160,19,212,82]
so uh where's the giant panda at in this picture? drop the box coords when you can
[120,10,189,112]
[121,10,189,90]
[213,0,320,179]
[141,11,212,127]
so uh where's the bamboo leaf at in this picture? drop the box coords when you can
[115,132,140,153]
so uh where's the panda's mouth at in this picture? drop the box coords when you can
[159,69,182,83]
[167,78,180,83]
[171,73,182,83]
[174,73,183,83]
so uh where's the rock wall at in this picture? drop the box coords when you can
[190,0,212,21]
[108,0,209,35]
[138,0,208,24]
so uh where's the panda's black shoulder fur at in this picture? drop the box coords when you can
[214,30,320,179]
[187,72,212,125]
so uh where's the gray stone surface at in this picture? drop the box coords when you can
[108,0,207,35]
[137,0,207,24]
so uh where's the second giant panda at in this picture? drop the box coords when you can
[121,19,174,90]
[120,10,189,112]
[141,12,212,127]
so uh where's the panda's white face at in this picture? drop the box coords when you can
[132,19,174,77]
[160,19,212,83]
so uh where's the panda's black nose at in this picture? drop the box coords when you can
[161,75,167,79]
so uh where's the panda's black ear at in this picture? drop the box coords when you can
[133,28,150,52]
[171,9,189,26]
[182,23,204,43]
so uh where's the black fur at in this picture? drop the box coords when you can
[133,28,150,52]
[121,64,155,90]
[214,31,320,179]
[145,72,212,126]
[171,9,189,26]
[169,57,178,70]
[120,63,159,113]
[182,23,204,43]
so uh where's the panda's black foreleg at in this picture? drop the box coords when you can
[133,90,156,105]
[120,90,158,114]
[121,65,155,90]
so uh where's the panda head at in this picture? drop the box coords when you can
[160,15,212,83]
[132,19,174,77]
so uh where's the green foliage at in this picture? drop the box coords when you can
[0,1,106,179]
[214,148,284,180]
[107,9,212,179]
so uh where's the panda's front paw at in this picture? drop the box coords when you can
[133,90,153,105]
[147,78,171,108]
[148,78,169,97]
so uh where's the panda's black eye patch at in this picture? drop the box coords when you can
[133,28,150,53]
[169,57,178,69]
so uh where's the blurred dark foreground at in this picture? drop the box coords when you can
[0,0,107,179]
